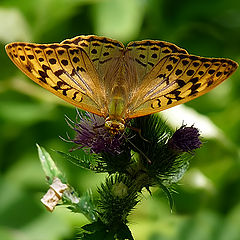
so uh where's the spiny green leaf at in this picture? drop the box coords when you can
[65,190,97,222]
[116,223,134,240]
[37,144,65,184]
[55,149,99,171]
[158,179,174,212]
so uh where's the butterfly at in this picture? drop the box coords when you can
[5,35,238,134]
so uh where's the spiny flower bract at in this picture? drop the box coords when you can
[66,111,125,155]
[168,125,202,152]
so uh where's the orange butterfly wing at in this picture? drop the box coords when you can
[5,42,107,116]
[127,53,238,118]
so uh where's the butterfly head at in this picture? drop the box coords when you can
[105,117,125,135]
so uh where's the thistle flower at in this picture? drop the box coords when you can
[168,125,202,152]
[65,111,124,155]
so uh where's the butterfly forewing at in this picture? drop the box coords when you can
[5,42,105,116]
[126,40,188,84]
[128,54,238,118]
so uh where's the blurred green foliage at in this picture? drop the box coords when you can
[0,0,240,239]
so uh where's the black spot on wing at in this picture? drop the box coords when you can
[162,49,171,54]
[186,69,194,76]
[193,62,200,67]
[151,53,157,58]
[136,47,146,50]
[216,71,222,77]
[157,73,166,79]
[190,77,199,84]
[38,70,48,83]
[92,42,100,47]
[69,49,79,55]
[26,65,32,73]
[151,99,161,109]
[169,89,181,96]
[103,52,109,56]
[105,44,114,49]
[27,55,34,60]
[175,69,182,75]
[208,69,215,74]
[58,50,64,55]
[49,58,57,64]
[182,60,189,66]
[73,57,80,63]
[46,50,53,55]
[207,79,214,86]
[176,79,186,87]
[166,64,173,71]
[135,58,147,67]
[190,83,201,91]
[80,42,88,47]
[77,66,86,72]
[169,56,178,64]
[42,64,51,71]
[54,69,64,77]
[61,60,68,66]
[167,99,172,105]
[20,56,25,61]
[91,49,97,54]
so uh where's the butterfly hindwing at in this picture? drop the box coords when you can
[126,40,188,84]
[5,42,105,116]
[61,35,124,82]
[128,54,238,118]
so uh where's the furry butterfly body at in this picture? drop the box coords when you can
[5,35,238,134]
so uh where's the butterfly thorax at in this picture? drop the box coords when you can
[104,80,127,134]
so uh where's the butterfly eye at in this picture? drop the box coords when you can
[105,119,125,135]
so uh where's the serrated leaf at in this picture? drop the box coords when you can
[158,180,174,212]
[162,161,189,186]
[81,220,134,240]
[37,144,65,184]
[80,220,115,240]
[81,220,105,232]
[66,190,97,222]
[55,149,98,171]
[116,223,134,240]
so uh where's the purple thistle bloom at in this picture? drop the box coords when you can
[168,125,202,152]
[65,111,124,155]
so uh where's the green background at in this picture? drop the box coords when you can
[0,0,240,239]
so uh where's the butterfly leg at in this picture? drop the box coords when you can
[126,138,152,164]
[126,124,150,143]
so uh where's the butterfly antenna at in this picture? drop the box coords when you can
[126,124,150,143]
[125,137,151,164]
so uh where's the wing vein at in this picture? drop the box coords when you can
[65,48,92,93]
